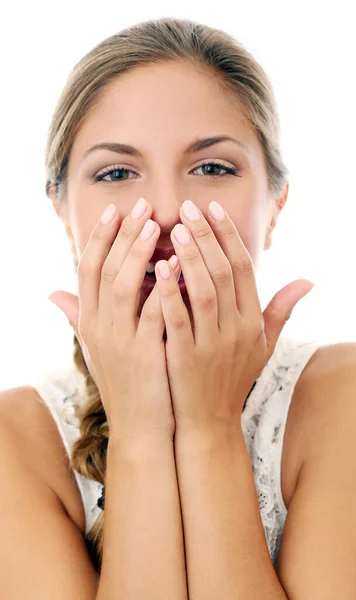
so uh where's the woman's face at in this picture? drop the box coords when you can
[54,60,287,316]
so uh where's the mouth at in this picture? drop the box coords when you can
[145,263,184,282]
[142,263,187,296]
[146,252,184,282]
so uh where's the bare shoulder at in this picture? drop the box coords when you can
[290,341,356,458]
[275,343,356,594]
[0,384,86,534]
[282,341,356,507]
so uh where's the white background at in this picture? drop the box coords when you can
[0,1,355,389]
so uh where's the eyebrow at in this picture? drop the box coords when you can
[81,135,248,162]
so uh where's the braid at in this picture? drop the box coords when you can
[70,333,108,573]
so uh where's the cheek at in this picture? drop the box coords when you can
[227,206,264,268]
[72,214,99,261]
[67,188,105,257]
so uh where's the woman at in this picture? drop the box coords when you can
[1,16,355,599]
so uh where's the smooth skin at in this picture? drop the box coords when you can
[52,201,189,600]
[49,59,356,597]
[154,198,313,437]
[0,59,355,598]
[60,197,180,440]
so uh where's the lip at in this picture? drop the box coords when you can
[149,246,176,264]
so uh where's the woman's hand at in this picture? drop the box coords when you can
[155,199,314,439]
[48,199,180,443]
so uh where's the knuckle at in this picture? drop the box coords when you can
[192,225,212,242]
[92,226,105,241]
[130,243,146,261]
[101,263,119,285]
[225,225,237,240]
[233,253,253,275]
[247,319,263,340]
[141,301,161,323]
[213,263,232,287]
[161,284,180,300]
[224,330,238,349]
[169,310,187,330]
[193,288,216,312]
[118,220,132,240]
[182,246,200,263]
[77,259,94,280]
[112,279,134,303]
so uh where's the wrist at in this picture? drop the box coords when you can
[174,426,245,457]
[108,432,174,462]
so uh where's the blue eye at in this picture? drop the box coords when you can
[194,162,238,177]
[95,167,135,182]
[94,160,239,182]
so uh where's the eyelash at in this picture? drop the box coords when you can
[94,160,239,183]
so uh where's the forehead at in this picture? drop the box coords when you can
[70,60,261,165]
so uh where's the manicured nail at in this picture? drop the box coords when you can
[140,219,156,240]
[101,204,117,224]
[208,201,225,221]
[157,261,171,280]
[168,255,179,269]
[174,224,191,244]
[182,200,200,221]
[132,197,147,219]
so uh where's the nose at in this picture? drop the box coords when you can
[146,187,188,235]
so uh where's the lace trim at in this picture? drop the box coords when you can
[36,337,322,549]
[241,337,321,563]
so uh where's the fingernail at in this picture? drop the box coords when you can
[182,200,200,221]
[168,255,179,269]
[132,197,147,219]
[140,219,156,240]
[101,204,117,224]
[157,261,171,280]
[208,201,225,221]
[174,224,191,244]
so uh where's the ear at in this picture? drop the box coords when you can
[47,183,61,217]
[264,181,289,250]
[47,183,78,258]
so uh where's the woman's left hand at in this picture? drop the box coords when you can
[155,200,314,439]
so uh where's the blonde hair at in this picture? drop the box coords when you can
[44,16,288,572]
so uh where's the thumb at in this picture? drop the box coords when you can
[48,291,80,336]
[263,279,315,357]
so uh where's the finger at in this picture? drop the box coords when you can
[48,291,80,335]
[205,201,262,322]
[98,198,156,334]
[170,222,219,345]
[178,200,240,335]
[263,280,315,356]
[137,255,181,345]
[155,258,194,350]
[48,291,87,369]
[77,203,122,327]
[110,218,162,341]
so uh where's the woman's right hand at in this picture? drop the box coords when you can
[48,198,181,443]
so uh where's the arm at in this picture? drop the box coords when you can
[275,343,356,598]
[175,431,287,600]
[0,388,188,600]
[174,344,356,600]
[97,435,188,600]
[0,411,100,599]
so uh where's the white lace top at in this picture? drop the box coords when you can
[31,335,322,564]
